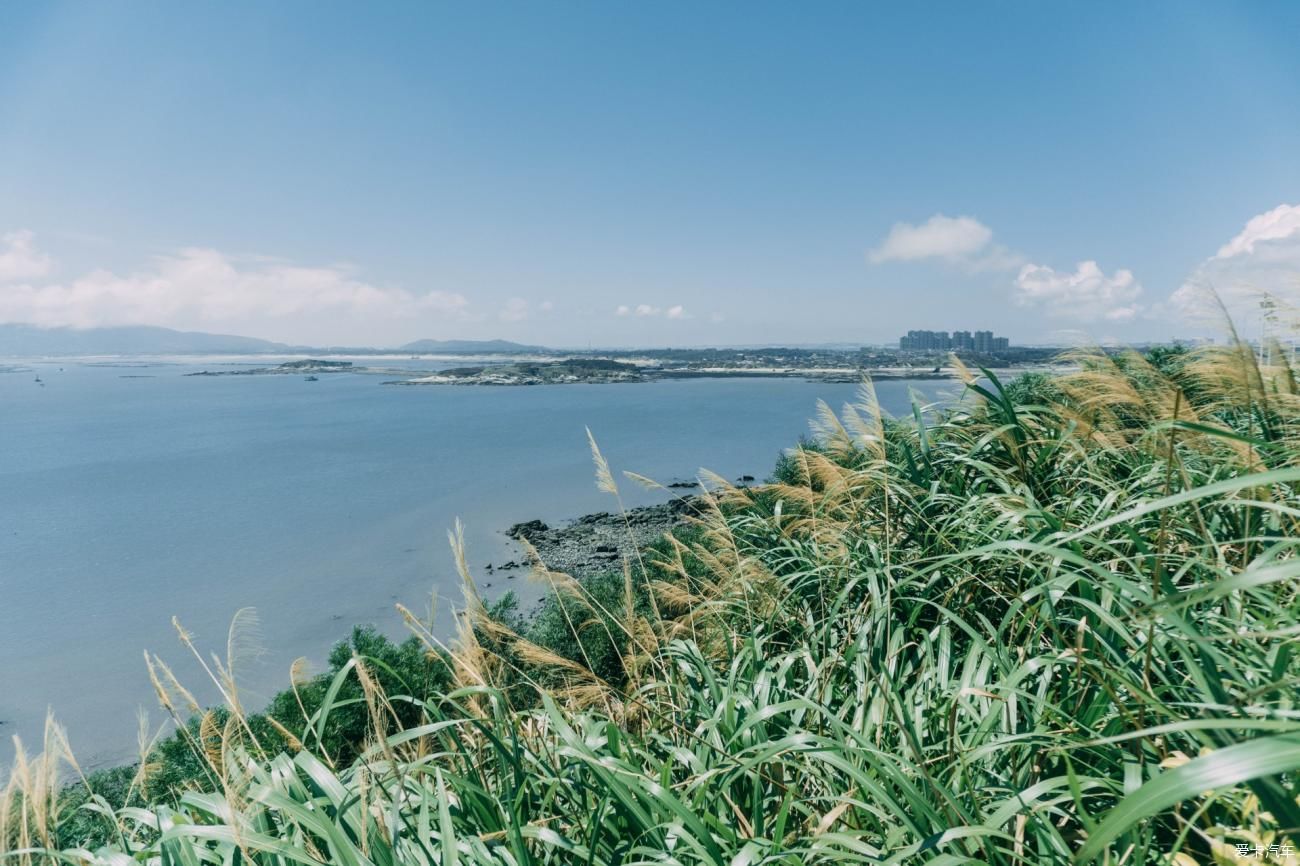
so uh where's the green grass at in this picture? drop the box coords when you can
[5,337,1300,864]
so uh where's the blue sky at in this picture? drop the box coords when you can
[1,2,1299,347]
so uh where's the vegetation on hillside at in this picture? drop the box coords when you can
[5,334,1300,864]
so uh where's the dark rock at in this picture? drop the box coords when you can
[508,519,550,540]
[499,496,701,584]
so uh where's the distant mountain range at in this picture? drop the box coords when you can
[0,324,291,355]
[397,338,546,354]
[0,324,547,356]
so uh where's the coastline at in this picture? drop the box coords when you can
[179,355,1064,386]
[494,493,707,585]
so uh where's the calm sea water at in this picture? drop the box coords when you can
[0,357,962,768]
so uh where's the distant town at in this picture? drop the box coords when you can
[3,323,1071,388]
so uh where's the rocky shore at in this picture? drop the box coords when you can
[487,494,708,582]
[387,358,646,386]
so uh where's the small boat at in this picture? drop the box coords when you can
[305,375,319,382]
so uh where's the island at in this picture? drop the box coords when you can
[185,360,355,376]
[387,358,646,386]
[177,346,1071,386]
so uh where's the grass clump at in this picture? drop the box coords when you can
[5,333,1300,864]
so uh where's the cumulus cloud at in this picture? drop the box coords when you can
[612,303,690,320]
[1014,260,1143,322]
[1168,204,1300,330]
[1214,204,1300,260]
[0,230,54,282]
[0,231,469,344]
[539,300,554,312]
[870,214,991,263]
[869,214,1023,271]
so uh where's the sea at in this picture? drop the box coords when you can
[0,356,966,768]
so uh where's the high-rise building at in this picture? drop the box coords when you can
[899,329,1011,353]
[900,330,952,350]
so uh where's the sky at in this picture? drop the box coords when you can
[1,2,1299,348]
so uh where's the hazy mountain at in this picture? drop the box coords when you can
[0,325,554,356]
[0,324,289,356]
[398,338,547,354]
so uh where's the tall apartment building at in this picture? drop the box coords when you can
[900,330,952,350]
[900,329,1011,352]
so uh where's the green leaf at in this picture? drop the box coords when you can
[1077,733,1300,862]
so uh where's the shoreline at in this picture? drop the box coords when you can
[494,493,708,585]
[179,356,1064,386]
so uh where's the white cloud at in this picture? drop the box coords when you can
[869,213,1023,272]
[1214,204,1300,260]
[539,300,554,312]
[613,302,690,321]
[499,297,529,322]
[0,232,469,344]
[1168,204,1300,331]
[0,230,54,282]
[870,214,992,263]
[1014,260,1143,322]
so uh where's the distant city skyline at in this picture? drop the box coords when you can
[2,4,1299,346]
[899,329,1010,353]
